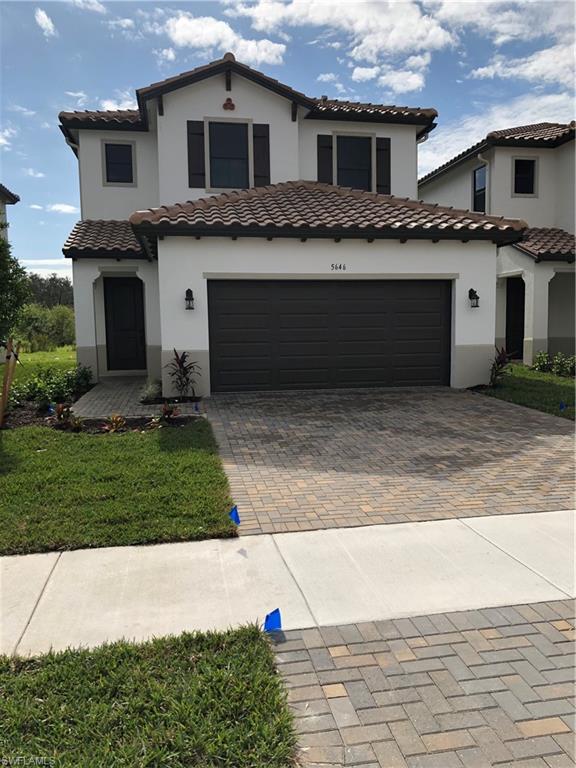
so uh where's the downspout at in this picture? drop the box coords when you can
[476,151,490,215]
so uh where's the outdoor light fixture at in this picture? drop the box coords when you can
[185,288,194,310]
[468,288,480,308]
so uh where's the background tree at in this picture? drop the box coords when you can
[27,272,73,307]
[0,235,30,340]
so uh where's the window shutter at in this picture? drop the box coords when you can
[253,124,270,187]
[376,138,391,194]
[317,135,333,183]
[187,121,205,188]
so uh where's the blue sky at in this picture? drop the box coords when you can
[1,0,574,278]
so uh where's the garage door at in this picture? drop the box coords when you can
[208,280,451,392]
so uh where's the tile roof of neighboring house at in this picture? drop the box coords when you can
[0,183,20,204]
[129,181,526,243]
[63,220,146,258]
[513,227,575,263]
[59,54,437,138]
[419,121,575,186]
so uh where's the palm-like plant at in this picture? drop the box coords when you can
[165,349,201,399]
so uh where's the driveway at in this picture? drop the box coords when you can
[207,389,574,535]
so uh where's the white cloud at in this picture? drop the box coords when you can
[29,204,44,210]
[34,8,57,38]
[23,259,72,278]
[23,168,46,178]
[153,47,176,64]
[99,89,137,111]
[65,90,88,107]
[419,91,575,177]
[470,42,575,90]
[9,105,36,117]
[317,72,337,82]
[0,128,18,150]
[71,0,106,13]
[405,52,431,70]
[46,203,80,214]
[351,66,380,82]
[164,12,287,66]
[107,18,134,30]
[378,68,425,94]
[228,1,453,63]
[40,121,52,129]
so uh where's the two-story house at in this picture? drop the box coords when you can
[419,123,575,365]
[0,183,20,241]
[60,54,525,396]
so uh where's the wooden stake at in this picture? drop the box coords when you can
[0,338,13,428]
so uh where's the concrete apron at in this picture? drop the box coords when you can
[2,510,574,657]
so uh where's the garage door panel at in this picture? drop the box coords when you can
[208,280,451,391]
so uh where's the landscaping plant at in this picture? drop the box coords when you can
[140,377,162,403]
[101,413,127,433]
[489,346,512,387]
[10,364,92,410]
[165,348,201,399]
[532,351,575,378]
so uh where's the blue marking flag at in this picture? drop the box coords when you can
[264,608,282,632]
[560,401,566,411]
[47,404,55,415]
[194,402,200,413]
[229,505,240,525]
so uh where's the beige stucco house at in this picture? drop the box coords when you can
[61,54,526,396]
[419,123,575,364]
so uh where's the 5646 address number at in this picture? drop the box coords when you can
[331,263,347,271]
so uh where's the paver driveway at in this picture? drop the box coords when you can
[207,389,574,535]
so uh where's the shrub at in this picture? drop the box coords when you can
[140,378,162,403]
[551,352,575,378]
[10,364,92,410]
[101,413,126,433]
[532,351,552,373]
[489,346,512,387]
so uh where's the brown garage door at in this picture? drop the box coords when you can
[208,280,451,392]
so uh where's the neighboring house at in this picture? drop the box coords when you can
[60,53,525,396]
[0,183,20,241]
[419,123,575,364]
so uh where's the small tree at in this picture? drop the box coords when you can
[0,235,30,340]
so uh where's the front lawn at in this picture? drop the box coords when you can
[4,345,77,384]
[0,420,235,555]
[481,363,575,420]
[0,626,296,768]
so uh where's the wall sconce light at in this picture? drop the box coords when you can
[468,288,480,308]
[185,288,194,310]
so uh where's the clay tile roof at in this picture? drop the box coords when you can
[58,109,144,128]
[63,220,145,258]
[419,121,575,186]
[514,227,575,263]
[0,183,19,204]
[129,181,526,242]
[309,98,437,127]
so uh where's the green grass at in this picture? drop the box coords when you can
[0,420,235,555]
[0,626,296,768]
[482,363,575,420]
[3,345,77,384]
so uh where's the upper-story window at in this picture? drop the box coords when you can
[513,158,537,196]
[103,142,135,185]
[187,120,270,190]
[317,133,390,194]
[472,166,486,212]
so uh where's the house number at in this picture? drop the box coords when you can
[331,263,347,271]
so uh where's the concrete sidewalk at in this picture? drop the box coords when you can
[2,510,574,657]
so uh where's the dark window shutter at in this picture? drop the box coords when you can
[376,137,391,194]
[317,135,333,183]
[187,121,205,188]
[253,124,270,187]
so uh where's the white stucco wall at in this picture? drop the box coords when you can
[78,130,159,219]
[419,153,492,212]
[490,147,556,227]
[549,272,575,342]
[156,237,497,394]
[555,141,575,233]
[299,121,419,198]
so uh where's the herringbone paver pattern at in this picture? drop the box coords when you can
[207,390,574,534]
[273,601,575,767]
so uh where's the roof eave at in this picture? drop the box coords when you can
[512,242,575,263]
[418,140,489,187]
[63,248,148,260]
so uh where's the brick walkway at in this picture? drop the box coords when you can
[274,600,575,767]
[73,377,200,418]
[207,390,574,535]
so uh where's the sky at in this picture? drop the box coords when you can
[1,0,574,279]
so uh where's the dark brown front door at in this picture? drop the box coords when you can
[104,277,146,370]
[506,277,525,359]
[208,279,452,392]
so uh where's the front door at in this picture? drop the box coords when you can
[104,277,146,370]
[506,276,525,359]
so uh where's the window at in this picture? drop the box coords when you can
[473,166,486,212]
[514,158,536,195]
[104,143,134,184]
[336,135,372,191]
[209,122,249,189]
